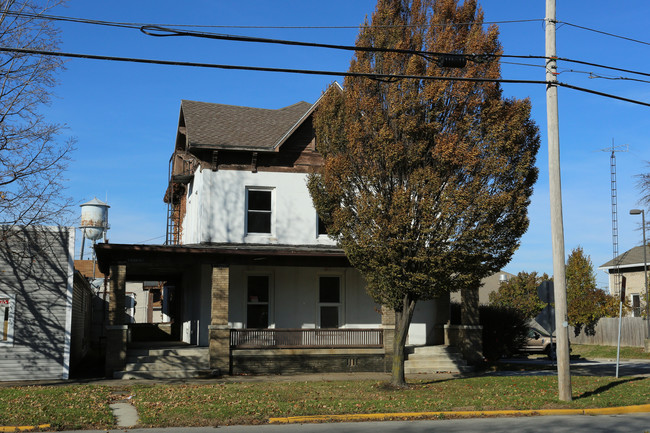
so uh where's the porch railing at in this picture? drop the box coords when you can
[230,328,383,349]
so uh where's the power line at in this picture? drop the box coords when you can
[140,26,650,79]
[7,10,649,78]
[558,21,650,47]
[1,45,648,108]
[2,10,543,30]
[10,10,650,48]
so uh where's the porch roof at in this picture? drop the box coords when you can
[94,242,350,280]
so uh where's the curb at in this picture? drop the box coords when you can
[269,403,650,424]
[0,425,50,432]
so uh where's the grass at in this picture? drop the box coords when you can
[0,385,114,430]
[0,376,648,429]
[127,376,650,427]
[571,344,650,360]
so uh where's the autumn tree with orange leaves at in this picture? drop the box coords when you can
[308,0,540,387]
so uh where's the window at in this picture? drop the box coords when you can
[247,275,269,328]
[319,276,341,328]
[632,294,641,317]
[247,189,273,234]
[0,294,15,346]
[317,215,328,236]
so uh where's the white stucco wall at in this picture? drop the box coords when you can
[182,169,336,246]
[184,265,437,347]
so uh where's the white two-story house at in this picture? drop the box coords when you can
[96,91,451,377]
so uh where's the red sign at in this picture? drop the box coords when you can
[0,299,9,305]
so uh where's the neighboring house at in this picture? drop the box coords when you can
[450,271,514,305]
[0,226,92,381]
[95,92,451,378]
[599,245,649,317]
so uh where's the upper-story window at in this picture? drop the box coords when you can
[317,215,328,237]
[246,188,273,234]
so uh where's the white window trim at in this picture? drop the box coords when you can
[0,293,16,347]
[245,187,275,238]
[317,274,345,329]
[245,272,275,329]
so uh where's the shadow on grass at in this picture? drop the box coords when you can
[575,376,646,401]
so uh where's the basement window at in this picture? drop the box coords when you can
[0,294,15,346]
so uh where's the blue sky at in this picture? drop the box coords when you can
[44,1,650,290]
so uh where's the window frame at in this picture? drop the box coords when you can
[245,187,275,236]
[0,293,16,347]
[317,275,344,329]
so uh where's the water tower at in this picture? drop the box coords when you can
[79,197,110,260]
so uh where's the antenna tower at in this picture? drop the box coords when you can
[601,140,628,295]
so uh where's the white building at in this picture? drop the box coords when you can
[96,92,451,377]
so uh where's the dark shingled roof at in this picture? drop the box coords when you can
[181,100,313,151]
[599,245,650,270]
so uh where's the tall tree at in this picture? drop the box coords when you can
[309,0,540,387]
[0,0,74,230]
[566,246,618,335]
[489,271,549,320]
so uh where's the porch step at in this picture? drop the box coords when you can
[115,346,211,379]
[404,345,473,374]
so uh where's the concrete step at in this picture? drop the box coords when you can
[126,347,208,357]
[405,345,461,356]
[124,359,209,372]
[116,346,211,379]
[126,353,209,364]
[404,358,466,369]
[404,345,473,374]
[405,365,474,374]
[114,369,218,380]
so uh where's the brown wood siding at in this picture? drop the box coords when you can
[190,118,324,174]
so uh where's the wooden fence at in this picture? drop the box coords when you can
[230,328,383,349]
[569,317,648,347]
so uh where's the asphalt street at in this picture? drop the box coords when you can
[44,413,650,433]
[491,357,650,377]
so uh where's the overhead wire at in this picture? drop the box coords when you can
[0,45,648,108]
[6,10,650,77]
[140,26,650,78]
[1,10,543,30]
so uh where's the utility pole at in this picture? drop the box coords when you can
[545,0,572,401]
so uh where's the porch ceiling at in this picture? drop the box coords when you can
[94,242,350,280]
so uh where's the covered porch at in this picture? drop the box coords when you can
[95,243,417,377]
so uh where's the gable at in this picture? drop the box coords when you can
[180,100,313,152]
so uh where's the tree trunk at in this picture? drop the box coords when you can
[390,295,417,388]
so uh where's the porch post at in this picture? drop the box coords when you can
[105,263,128,377]
[381,305,396,372]
[458,286,483,364]
[208,265,230,375]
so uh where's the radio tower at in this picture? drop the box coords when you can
[602,140,628,295]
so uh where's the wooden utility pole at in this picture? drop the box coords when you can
[545,0,572,401]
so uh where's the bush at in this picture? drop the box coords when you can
[450,302,529,361]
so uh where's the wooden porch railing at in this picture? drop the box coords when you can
[230,328,383,349]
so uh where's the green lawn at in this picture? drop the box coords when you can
[571,344,650,360]
[0,385,114,430]
[130,377,650,426]
[1,376,648,429]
